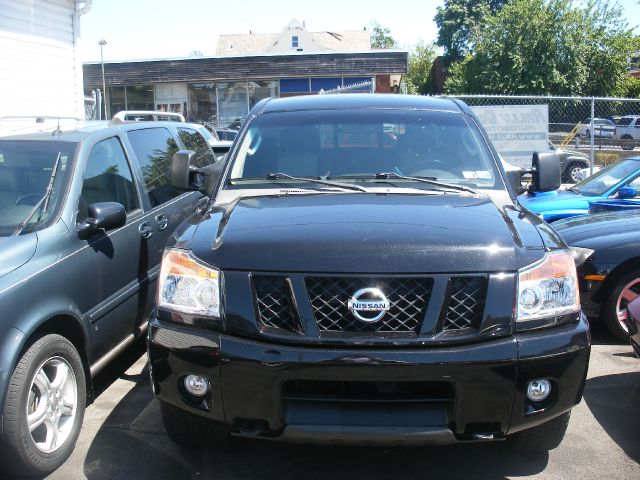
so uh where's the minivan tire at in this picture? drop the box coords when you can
[160,402,228,447]
[0,334,86,477]
[510,411,571,451]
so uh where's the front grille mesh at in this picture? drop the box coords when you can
[443,276,487,331]
[253,276,302,334]
[305,277,432,335]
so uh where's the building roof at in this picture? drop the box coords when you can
[216,19,371,55]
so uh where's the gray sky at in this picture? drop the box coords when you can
[78,0,640,62]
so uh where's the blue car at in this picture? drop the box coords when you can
[518,156,640,222]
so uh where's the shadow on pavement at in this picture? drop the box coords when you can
[583,371,640,463]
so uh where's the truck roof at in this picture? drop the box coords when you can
[259,94,464,114]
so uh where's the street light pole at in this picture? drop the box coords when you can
[99,39,107,120]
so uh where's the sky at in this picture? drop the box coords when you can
[78,0,640,63]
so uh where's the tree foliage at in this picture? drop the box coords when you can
[444,0,635,96]
[404,41,438,94]
[370,22,397,49]
[434,0,507,62]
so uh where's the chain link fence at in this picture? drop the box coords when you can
[451,94,640,171]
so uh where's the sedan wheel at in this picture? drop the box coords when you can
[615,278,640,334]
[604,271,640,340]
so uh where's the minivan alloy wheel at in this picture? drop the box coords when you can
[27,356,78,453]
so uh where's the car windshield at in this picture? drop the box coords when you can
[571,159,640,196]
[0,140,76,236]
[227,109,501,191]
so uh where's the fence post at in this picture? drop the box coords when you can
[590,97,595,175]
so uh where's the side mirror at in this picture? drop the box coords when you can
[199,160,226,195]
[529,152,561,193]
[171,150,198,190]
[78,202,126,239]
[617,186,636,199]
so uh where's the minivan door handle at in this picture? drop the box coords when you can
[139,221,153,239]
[155,214,168,231]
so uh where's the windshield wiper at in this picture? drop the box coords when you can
[330,172,479,195]
[239,172,368,192]
[12,153,62,236]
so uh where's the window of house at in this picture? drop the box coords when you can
[292,36,299,48]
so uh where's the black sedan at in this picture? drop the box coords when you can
[554,210,640,339]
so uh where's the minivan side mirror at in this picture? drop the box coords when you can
[617,186,637,199]
[78,202,126,239]
[529,152,561,193]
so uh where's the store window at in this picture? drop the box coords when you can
[188,83,217,123]
[126,85,154,111]
[249,80,279,109]
[217,81,249,128]
[107,86,125,118]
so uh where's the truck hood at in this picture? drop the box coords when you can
[0,233,37,279]
[190,193,546,273]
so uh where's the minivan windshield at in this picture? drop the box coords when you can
[227,109,501,191]
[570,159,640,196]
[0,140,76,236]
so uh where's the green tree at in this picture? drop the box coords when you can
[370,22,397,49]
[404,41,438,94]
[434,0,507,62]
[444,0,635,96]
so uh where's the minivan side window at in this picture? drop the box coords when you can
[78,137,139,221]
[127,128,180,207]
[177,127,216,168]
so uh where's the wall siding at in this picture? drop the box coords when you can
[0,0,83,118]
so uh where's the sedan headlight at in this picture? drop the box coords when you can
[157,249,220,317]
[517,251,580,324]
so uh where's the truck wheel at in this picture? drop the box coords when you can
[0,334,86,477]
[562,163,584,184]
[585,130,591,139]
[603,270,640,340]
[510,411,571,451]
[621,135,634,151]
[160,402,228,447]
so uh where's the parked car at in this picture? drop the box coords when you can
[613,115,640,150]
[0,120,217,476]
[111,110,185,123]
[547,141,589,183]
[192,125,233,160]
[518,156,640,222]
[148,94,589,454]
[554,210,640,340]
[625,297,640,357]
[577,117,616,139]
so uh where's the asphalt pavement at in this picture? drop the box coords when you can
[14,325,637,480]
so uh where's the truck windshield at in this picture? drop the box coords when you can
[228,109,501,190]
[0,140,76,236]
[571,159,640,196]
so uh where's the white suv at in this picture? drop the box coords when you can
[613,115,640,150]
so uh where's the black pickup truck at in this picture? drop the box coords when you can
[148,94,590,451]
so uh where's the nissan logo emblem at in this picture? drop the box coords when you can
[347,288,391,323]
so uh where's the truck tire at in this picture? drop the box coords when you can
[603,269,640,340]
[510,411,571,451]
[160,402,228,447]
[0,334,86,477]
[621,134,634,151]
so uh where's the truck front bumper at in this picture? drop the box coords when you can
[147,315,590,445]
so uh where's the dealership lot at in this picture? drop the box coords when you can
[17,327,633,480]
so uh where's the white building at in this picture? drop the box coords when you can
[0,0,92,120]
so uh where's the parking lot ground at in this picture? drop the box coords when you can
[3,327,634,480]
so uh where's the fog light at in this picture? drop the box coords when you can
[184,374,209,397]
[527,379,551,402]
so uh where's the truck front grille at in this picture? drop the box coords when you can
[443,276,487,331]
[305,277,433,335]
[253,276,302,334]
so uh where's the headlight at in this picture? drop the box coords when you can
[157,249,220,317]
[569,246,594,267]
[517,251,580,323]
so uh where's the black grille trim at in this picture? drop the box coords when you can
[253,275,303,334]
[443,276,487,331]
[305,277,433,335]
